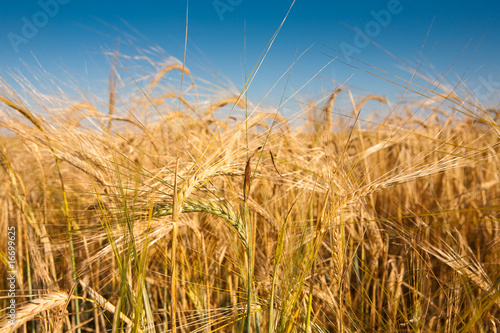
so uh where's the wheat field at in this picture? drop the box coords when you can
[0,49,499,333]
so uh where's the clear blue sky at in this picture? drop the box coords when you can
[1,0,499,112]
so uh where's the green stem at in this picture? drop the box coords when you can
[245,203,252,333]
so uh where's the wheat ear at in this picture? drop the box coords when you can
[0,292,72,333]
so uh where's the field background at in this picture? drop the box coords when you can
[1,1,500,332]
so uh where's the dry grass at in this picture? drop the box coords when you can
[0,50,499,333]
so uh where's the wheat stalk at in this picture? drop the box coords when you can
[79,279,145,333]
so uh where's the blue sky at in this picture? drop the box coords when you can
[1,0,499,113]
